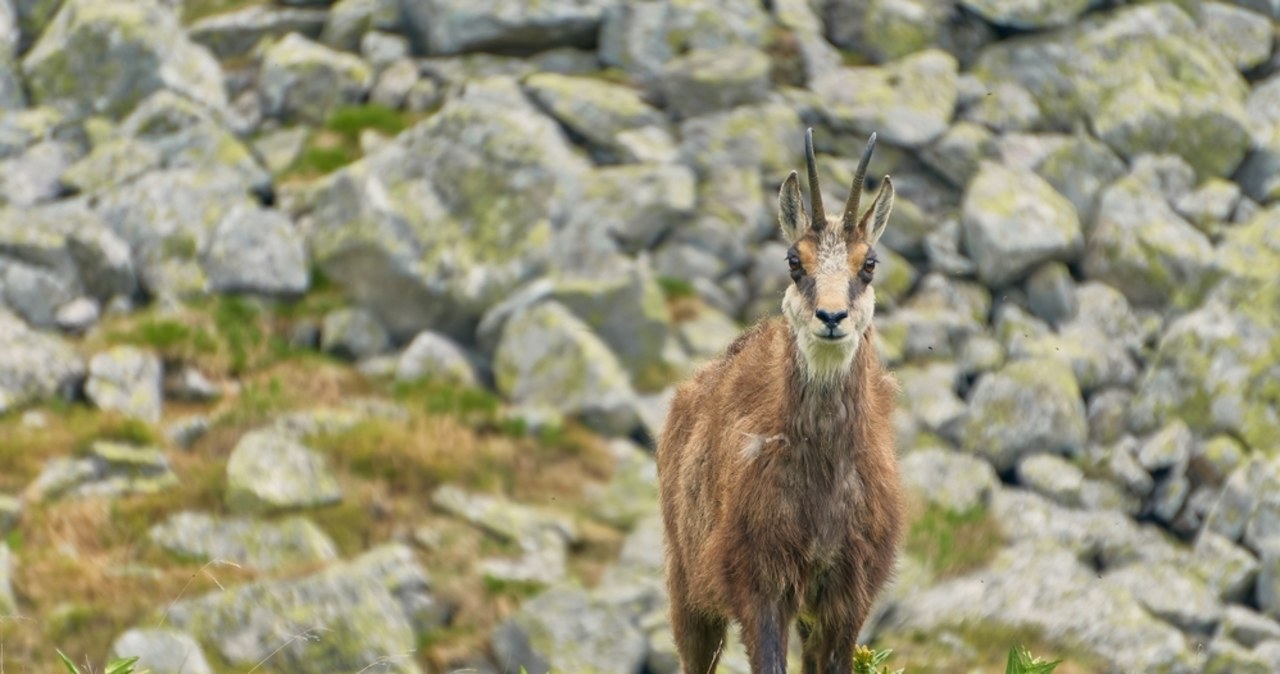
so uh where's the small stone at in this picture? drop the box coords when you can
[164,366,220,403]
[1023,261,1077,327]
[321,307,390,361]
[85,346,163,423]
[203,206,309,297]
[1201,2,1274,72]
[1104,562,1222,634]
[369,57,419,109]
[0,494,19,535]
[225,429,342,514]
[395,331,478,388]
[1218,605,1280,648]
[900,449,999,514]
[164,415,210,450]
[1193,531,1260,604]
[259,33,373,124]
[149,511,339,571]
[1016,453,1084,508]
[54,296,100,333]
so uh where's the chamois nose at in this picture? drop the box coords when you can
[815,309,848,327]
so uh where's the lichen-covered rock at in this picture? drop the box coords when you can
[1239,75,1280,203]
[896,363,965,437]
[494,301,639,435]
[0,139,71,206]
[1202,2,1273,72]
[598,0,768,85]
[676,306,742,361]
[259,33,373,124]
[659,46,770,119]
[587,439,659,529]
[961,80,1041,134]
[305,77,590,342]
[1084,170,1216,308]
[1031,133,1127,234]
[551,260,678,391]
[1129,299,1279,453]
[1217,606,1280,648]
[962,358,1087,471]
[883,543,1198,674]
[109,629,213,674]
[188,5,327,59]
[202,206,308,297]
[561,163,695,257]
[1016,453,1085,507]
[320,307,389,361]
[1192,531,1260,604]
[85,346,162,423]
[225,429,342,514]
[403,0,613,56]
[164,544,432,674]
[680,101,806,186]
[860,0,951,62]
[523,71,670,164]
[900,448,999,514]
[395,331,477,387]
[149,511,339,571]
[60,137,161,195]
[919,122,994,189]
[974,3,1251,177]
[0,308,83,413]
[960,0,1090,29]
[1024,261,1077,326]
[961,161,1083,287]
[432,485,574,585]
[491,584,648,674]
[1106,563,1223,634]
[813,49,957,149]
[0,259,76,328]
[28,441,177,501]
[22,0,225,120]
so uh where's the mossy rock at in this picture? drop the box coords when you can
[813,48,957,149]
[962,358,1087,472]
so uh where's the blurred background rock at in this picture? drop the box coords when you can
[0,0,1276,672]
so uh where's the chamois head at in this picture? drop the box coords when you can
[778,128,894,382]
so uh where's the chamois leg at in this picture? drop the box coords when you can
[671,604,726,674]
[739,598,791,674]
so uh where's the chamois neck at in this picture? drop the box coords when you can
[784,329,874,449]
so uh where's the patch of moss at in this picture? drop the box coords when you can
[181,0,267,24]
[481,576,545,599]
[905,503,1003,579]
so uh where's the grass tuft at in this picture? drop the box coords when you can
[904,501,1003,579]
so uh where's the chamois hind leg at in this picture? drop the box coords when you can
[738,597,792,674]
[671,603,726,674]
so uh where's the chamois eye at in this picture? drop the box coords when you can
[861,257,877,282]
[786,254,804,283]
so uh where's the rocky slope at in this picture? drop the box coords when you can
[0,0,1278,673]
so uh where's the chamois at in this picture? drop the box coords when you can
[657,129,903,674]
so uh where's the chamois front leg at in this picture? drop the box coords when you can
[737,596,792,674]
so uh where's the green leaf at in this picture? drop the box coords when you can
[1005,645,1062,674]
[106,656,141,674]
[56,650,81,674]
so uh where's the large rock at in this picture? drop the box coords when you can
[0,139,71,206]
[1105,563,1223,634]
[598,0,768,85]
[202,206,308,297]
[110,629,213,674]
[974,3,1251,177]
[1202,2,1273,72]
[900,448,999,514]
[560,163,695,258]
[1084,169,1217,308]
[28,441,177,501]
[493,301,639,436]
[165,544,435,674]
[85,346,163,423]
[0,308,83,412]
[491,584,648,674]
[149,511,339,572]
[1239,75,1280,203]
[225,429,342,514]
[304,76,590,341]
[679,101,805,186]
[432,485,575,585]
[522,72,673,164]
[659,46,770,119]
[188,5,327,59]
[394,331,478,387]
[959,0,1090,28]
[883,544,1198,674]
[962,358,1087,471]
[813,49,958,149]
[259,33,373,124]
[961,161,1083,287]
[403,0,613,56]
[22,0,225,120]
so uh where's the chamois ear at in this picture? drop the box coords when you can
[859,175,894,248]
[778,170,808,244]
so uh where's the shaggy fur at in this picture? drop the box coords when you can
[657,131,903,674]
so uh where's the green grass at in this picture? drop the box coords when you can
[180,0,265,24]
[657,275,697,300]
[854,645,1061,674]
[281,105,420,180]
[905,502,1003,579]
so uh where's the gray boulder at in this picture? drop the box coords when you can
[813,49,957,149]
[225,429,342,514]
[0,139,71,206]
[1106,563,1222,634]
[588,439,659,529]
[961,161,1083,287]
[164,544,432,674]
[900,448,999,514]
[202,206,308,297]
[659,46,770,119]
[562,163,695,256]
[304,77,590,341]
[29,441,177,501]
[403,0,614,56]
[919,121,994,189]
[0,259,76,328]
[1031,132,1128,231]
[895,363,966,437]
[149,511,339,572]
[1239,75,1280,203]
[524,72,673,164]
[1192,531,1260,604]
[22,0,225,120]
[433,485,575,585]
[1084,170,1216,308]
[259,33,373,124]
[321,307,390,361]
[493,301,639,435]
[1016,453,1085,508]
[321,0,400,52]
[1173,178,1241,239]
[679,101,804,186]
[85,346,163,423]
[962,358,1087,472]
[109,629,213,674]
[1202,2,1273,72]
[883,543,1198,674]
[1024,261,1077,326]
[395,331,477,387]
[959,0,1090,29]
[974,3,1251,177]
[1218,606,1280,648]
[491,584,648,674]
[0,308,83,413]
[187,5,327,59]
[598,0,768,85]
[60,137,162,195]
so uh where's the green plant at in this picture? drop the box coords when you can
[854,645,903,674]
[1005,645,1062,674]
[57,650,145,674]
